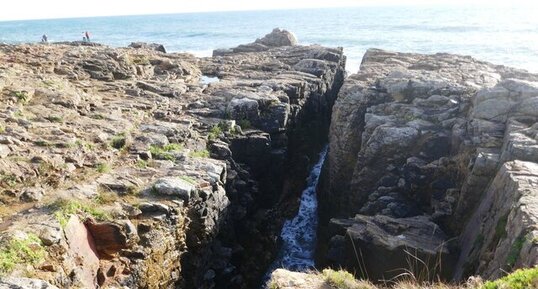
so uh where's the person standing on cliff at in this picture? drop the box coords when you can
[85,31,90,42]
[41,34,48,43]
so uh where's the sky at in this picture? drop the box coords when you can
[0,0,537,21]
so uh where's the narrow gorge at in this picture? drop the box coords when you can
[0,29,537,289]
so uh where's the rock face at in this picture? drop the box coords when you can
[0,29,344,289]
[318,48,538,281]
[328,215,454,281]
[213,28,298,56]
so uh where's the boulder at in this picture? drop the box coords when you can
[254,28,298,47]
[152,177,195,201]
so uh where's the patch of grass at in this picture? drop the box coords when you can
[94,190,119,205]
[91,114,105,120]
[180,175,197,185]
[136,159,148,168]
[11,90,29,104]
[149,143,183,161]
[190,149,210,158]
[34,140,50,147]
[322,269,376,289]
[75,140,95,150]
[110,133,128,150]
[0,173,18,188]
[130,54,150,65]
[96,162,111,173]
[506,235,525,268]
[45,116,63,123]
[51,199,111,228]
[238,119,252,130]
[0,233,45,273]
[208,125,223,141]
[482,267,538,289]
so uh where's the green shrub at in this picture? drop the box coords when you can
[482,267,538,289]
[0,233,45,273]
[110,133,128,149]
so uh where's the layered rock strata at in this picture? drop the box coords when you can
[0,29,345,289]
[319,48,538,281]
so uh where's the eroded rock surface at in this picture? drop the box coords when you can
[318,48,538,281]
[0,30,345,289]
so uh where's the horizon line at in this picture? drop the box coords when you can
[0,2,508,22]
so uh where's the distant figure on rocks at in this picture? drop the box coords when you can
[41,34,48,43]
[85,31,90,42]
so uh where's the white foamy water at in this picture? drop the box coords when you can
[271,146,328,271]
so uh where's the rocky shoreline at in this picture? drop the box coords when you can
[0,28,537,289]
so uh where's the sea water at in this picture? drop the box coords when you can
[0,5,537,73]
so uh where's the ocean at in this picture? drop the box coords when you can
[0,5,537,73]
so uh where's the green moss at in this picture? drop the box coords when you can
[482,267,538,289]
[150,143,183,161]
[52,199,111,228]
[96,162,111,173]
[0,125,5,133]
[190,149,210,158]
[506,235,526,268]
[0,233,45,273]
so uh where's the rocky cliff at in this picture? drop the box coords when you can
[0,29,345,289]
[318,48,538,281]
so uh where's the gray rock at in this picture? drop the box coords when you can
[0,277,59,289]
[255,28,298,47]
[152,177,195,201]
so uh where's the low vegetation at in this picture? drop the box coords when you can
[190,149,210,158]
[52,199,111,228]
[270,268,538,289]
[0,233,45,273]
[110,132,128,150]
[96,162,111,173]
[150,143,183,160]
[482,267,538,289]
